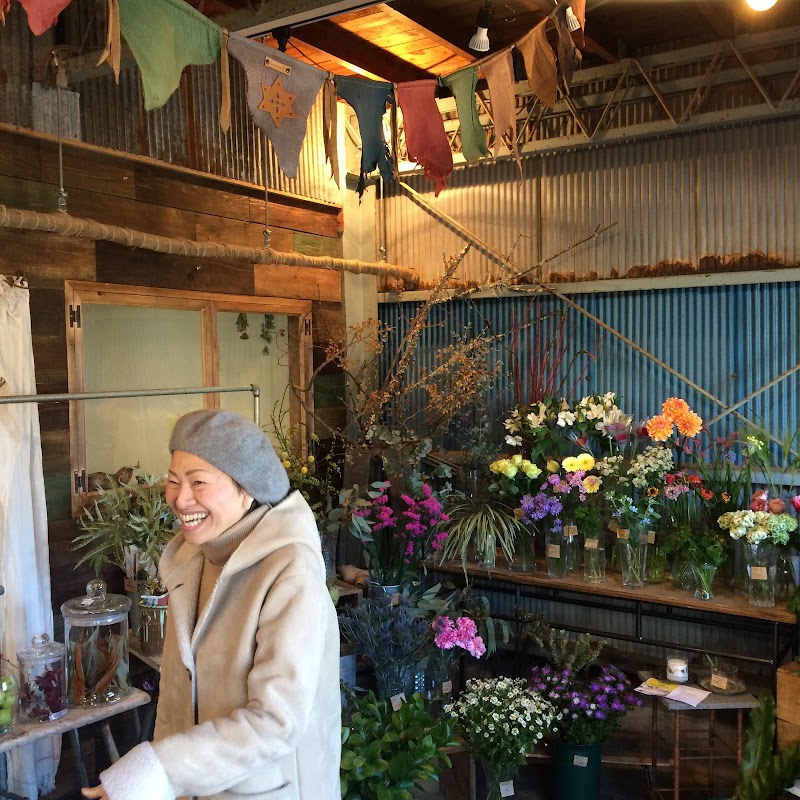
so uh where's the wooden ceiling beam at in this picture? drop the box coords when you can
[291,19,434,81]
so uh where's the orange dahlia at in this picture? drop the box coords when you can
[675,410,702,438]
[646,413,673,442]
[662,397,690,420]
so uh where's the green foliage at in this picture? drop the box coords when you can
[728,695,800,800]
[661,525,727,568]
[522,613,606,673]
[340,688,456,800]
[72,472,174,593]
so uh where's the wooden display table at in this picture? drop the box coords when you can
[431,560,798,690]
[0,689,150,799]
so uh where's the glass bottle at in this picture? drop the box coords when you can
[17,634,67,722]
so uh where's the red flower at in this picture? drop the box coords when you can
[665,473,676,486]
[700,489,714,500]
[749,497,767,512]
[792,496,800,513]
[768,498,786,514]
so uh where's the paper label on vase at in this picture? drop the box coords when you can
[710,673,729,690]
[390,693,406,711]
[499,780,515,797]
[617,528,630,540]
[646,530,656,545]
[585,538,599,550]
[750,566,768,581]
[564,525,578,537]
[547,544,561,558]
[573,755,589,768]
[442,680,453,695]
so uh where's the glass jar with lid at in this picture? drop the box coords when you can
[61,579,132,706]
[0,674,18,734]
[17,634,67,722]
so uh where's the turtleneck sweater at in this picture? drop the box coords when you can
[197,504,270,620]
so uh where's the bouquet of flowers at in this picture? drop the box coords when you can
[645,397,703,459]
[345,481,449,585]
[529,663,642,745]
[427,615,486,694]
[717,507,798,546]
[488,454,542,502]
[447,677,560,794]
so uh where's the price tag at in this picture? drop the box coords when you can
[442,680,453,695]
[750,566,768,581]
[573,755,589,767]
[499,780,515,797]
[390,693,406,711]
[547,544,561,559]
[564,524,578,537]
[49,708,68,722]
[617,528,630,540]
[584,538,599,550]
[710,673,729,690]
[646,530,656,545]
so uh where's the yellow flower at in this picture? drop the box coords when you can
[662,397,689,420]
[562,456,580,473]
[281,460,292,469]
[575,452,595,471]
[511,454,524,467]
[300,466,309,474]
[503,465,519,479]
[281,451,289,460]
[546,460,560,473]
[646,486,659,498]
[522,462,541,479]
[307,455,315,463]
[490,459,507,474]
[675,410,702,438]
[646,414,673,442]
[583,475,602,493]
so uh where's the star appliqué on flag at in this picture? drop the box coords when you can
[258,76,297,127]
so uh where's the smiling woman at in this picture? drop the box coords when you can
[82,409,342,800]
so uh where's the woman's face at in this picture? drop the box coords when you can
[166,450,253,545]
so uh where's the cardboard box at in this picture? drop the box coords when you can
[778,719,800,751]
[777,663,800,726]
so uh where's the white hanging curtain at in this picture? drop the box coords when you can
[0,277,60,797]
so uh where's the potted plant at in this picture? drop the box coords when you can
[340,687,457,800]
[72,471,175,642]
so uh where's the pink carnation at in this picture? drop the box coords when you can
[768,498,786,514]
[792,496,800,513]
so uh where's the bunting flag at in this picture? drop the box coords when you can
[117,0,221,111]
[18,0,71,36]
[441,66,489,164]
[396,79,453,196]
[322,78,340,188]
[227,34,326,179]
[0,0,11,25]
[219,29,231,133]
[335,74,394,198]
[96,0,121,83]
[481,48,521,171]
[555,6,580,94]
[570,0,586,30]
[516,21,557,108]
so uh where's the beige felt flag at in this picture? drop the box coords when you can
[516,20,557,108]
[481,47,521,171]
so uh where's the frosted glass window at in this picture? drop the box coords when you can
[217,311,290,441]
[82,304,203,478]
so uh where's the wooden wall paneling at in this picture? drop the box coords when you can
[315,404,347,435]
[135,165,251,221]
[0,230,95,287]
[39,143,137,199]
[29,287,68,337]
[95,241,256,295]
[293,231,344,259]
[66,189,197,240]
[44,474,72,523]
[312,300,345,345]
[41,428,70,475]
[254,264,342,302]
[194,212,293,252]
[0,129,40,180]
[249,197,342,239]
[0,175,59,212]
[32,333,68,390]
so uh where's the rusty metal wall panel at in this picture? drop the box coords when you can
[383,117,800,288]
[0,4,33,128]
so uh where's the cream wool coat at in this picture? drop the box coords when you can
[99,491,341,800]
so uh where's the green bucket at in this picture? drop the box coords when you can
[553,741,602,800]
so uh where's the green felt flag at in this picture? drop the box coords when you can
[118,0,221,111]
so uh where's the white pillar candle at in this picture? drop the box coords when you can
[666,657,688,682]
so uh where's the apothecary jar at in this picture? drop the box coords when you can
[17,633,67,722]
[61,579,132,706]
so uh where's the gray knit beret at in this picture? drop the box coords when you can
[169,409,290,505]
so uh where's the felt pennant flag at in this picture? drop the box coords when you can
[569,0,586,30]
[18,0,72,36]
[0,0,11,25]
[481,47,521,171]
[117,0,221,111]
[335,74,394,198]
[322,78,340,188]
[516,21,557,108]
[227,34,326,179]
[96,0,121,83]
[396,79,452,196]
[441,65,489,163]
[555,6,580,94]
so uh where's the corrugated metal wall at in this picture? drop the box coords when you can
[383,117,800,286]
[0,4,32,128]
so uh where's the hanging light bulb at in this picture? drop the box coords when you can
[746,0,778,9]
[565,6,581,31]
[468,3,494,52]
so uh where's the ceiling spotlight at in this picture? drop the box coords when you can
[469,2,494,53]
[565,6,581,31]
[746,0,778,9]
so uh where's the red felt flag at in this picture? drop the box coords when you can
[19,0,72,36]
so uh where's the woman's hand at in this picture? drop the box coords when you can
[81,784,109,800]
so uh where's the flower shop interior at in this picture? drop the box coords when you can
[1,0,800,798]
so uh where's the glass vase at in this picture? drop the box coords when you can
[775,548,796,602]
[0,674,18,734]
[745,540,778,608]
[479,759,517,800]
[690,563,717,601]
[546,527,568,578]
[424,651,455,717]
[620,536,648,589]
[508,524,535,573]
[563,523,580,572]
[671,554,696,591]
[583,535,606,584]
[474,532,497,569]
[644,529,666,583]
[374,662,414,702]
